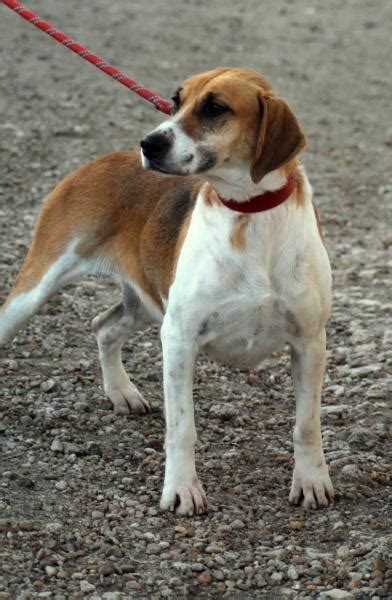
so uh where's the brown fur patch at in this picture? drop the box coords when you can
[282,160,306,207]
[230,215,250,250]
[141,182,199,297]
[202,183,220,207]
[6,151,202,310]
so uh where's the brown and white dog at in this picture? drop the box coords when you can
[0,68,334,515]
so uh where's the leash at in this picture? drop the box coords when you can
[1,0,173,115]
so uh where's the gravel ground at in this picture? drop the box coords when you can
[0,0,391,598]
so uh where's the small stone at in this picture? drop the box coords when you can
[18,477,35,489]
[174,525,187,534]
[86,442,103,457]
[290,520,304,530]
[106,546,123,558]
[209,404,236,421]
[271,571,283,583]
[45,565,57,577]
[341,464,359,477]
[350,543,373,557]
[287,565,298,580]
[236,581,249,591]
[20,415,33,425]
[230,519,245,530]
[125,581,141,590]
[40,379,56,392]
[55,480,67,491]
[212,569,225,580]
[191,563,205,572]
[146,543,160,555]
[205,543,222,553]
[46,522,62,533]
[0,520,10,532]
[50,438,63,452]
[319,590,354,599]
[198,571,213,584]
[372,559,386,572]
[19,520,33,531]
[255,574,267,587]
[91,510,104,520]
[100,563,115,577]
[80,580,96,593]
[337,545,350,559]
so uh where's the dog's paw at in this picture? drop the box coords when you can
[289,461,334,509]
[160,477,207,516]
[106,382,150,415]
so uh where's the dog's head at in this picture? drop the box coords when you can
[140,67,306,184]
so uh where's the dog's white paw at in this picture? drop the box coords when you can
[106,382,150,415]
[289,460,334,509]
[160,477,207,516]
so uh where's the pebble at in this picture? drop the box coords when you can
[80,580,96,593]
[40,379,56,392]
[319,590,355,599]
[146,543,161,555]
[205,543,222,553]
[230,519,245,530]
[46,522,63,533]
[100,564,115,577]
[271,571,283,583]
[290,520,304,530]
[50,438,63,452]
[287,565,299,580]
[91,510,104,520]
[55,480,68,491]
[337,545,350,559]
[198,571,213,584]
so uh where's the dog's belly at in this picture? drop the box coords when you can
[200,302,291,369]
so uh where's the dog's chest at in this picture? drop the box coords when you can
[199,286,291,367]
[169,201,309,368]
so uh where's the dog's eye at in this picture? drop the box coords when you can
[171,92,181,114]
[201,97,231,119]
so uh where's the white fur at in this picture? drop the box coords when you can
[148,118,206,176]
[159,167,334,514]
[0,239,88,345]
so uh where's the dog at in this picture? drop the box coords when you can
[0,67,334,515]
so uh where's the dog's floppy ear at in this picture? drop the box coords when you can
[250,94,306,183]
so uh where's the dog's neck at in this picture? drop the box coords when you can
[205,164,288,203]
[217,174,296,214]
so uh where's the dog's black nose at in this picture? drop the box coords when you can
[140,132,171,161]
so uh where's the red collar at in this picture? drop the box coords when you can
[218,174,296,214]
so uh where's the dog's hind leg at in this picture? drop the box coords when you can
[0,236,90,347]
[92,282,154,414]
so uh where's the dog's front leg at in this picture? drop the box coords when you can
[159,313,206,516]
[289,328,334,508]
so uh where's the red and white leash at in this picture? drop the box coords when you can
[1,0,173,115]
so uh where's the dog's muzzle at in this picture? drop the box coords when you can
[140,132,172,164]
